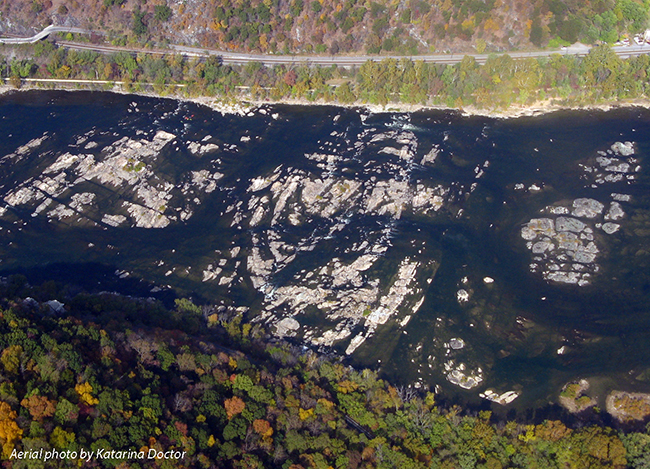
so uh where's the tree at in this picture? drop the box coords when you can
[54,398,79,425]
[0,402,22,458]
[50,426,75,449]
[75,382,99,406]
[233,375,254,393]
[623,431,650,469]
[0,345,22,374]
[223,416,247,441]
[253,419,273,438]
[21,394,56,421]
[530,18,544,46]
[176,352,197,372]
[155,4,173,22]
[8,75,21,89]
[284,70,297,86]
[224,396,245,420]
[335,81,356,103]
[132,8,148,37]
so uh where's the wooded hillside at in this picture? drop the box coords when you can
[2,0,649,54]
[0,276,648,468]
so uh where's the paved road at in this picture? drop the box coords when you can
[169,43,592,66]
[0,25,91,44]
[4,24,650,66]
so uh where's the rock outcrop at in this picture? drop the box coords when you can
[521,142,637,286]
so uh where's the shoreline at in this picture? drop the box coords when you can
[4,82,650,119]
[187,93,650,119]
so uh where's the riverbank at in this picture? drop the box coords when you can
[190,93,650,119]
[4,80,650,119]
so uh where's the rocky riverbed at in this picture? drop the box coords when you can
[520,142,637,286]
[2,91,650,411]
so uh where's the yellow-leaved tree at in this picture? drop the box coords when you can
[75,382,99,406]
[0,401,22,458]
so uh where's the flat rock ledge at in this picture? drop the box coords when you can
[480,389,519,405]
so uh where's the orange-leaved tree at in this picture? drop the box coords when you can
[224,396,245,420]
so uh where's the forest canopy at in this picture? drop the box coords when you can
[0,276,647,468]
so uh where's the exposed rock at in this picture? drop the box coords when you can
[582,142,639,188]
[246,244,275,289]
[601,222,620,234]
[202,264,222,282]
[571,198,603,218]
[421,145,439,165]
[521,187,629,286]
[556,216,586,232]
[605,202,625,221]
[345,333,367,355]
[480,389,519,405]
[456,289,469,303]
[249,175,277,192]
[43,152,80,174]
[48,192,96,220]
[123,201,170,229]
[612,193,631,202]
[521,218,555,240]
[1,134,49,163]
[445,361,483,389]
[275,317,300,337]
[1,131,182,228]
[559,379,595,413]
[611,141,634,156]
[2,111,455,372]
[550,206,570,215]
[449,338,465,350]
[365,180,410,218]
[365,259,419,328]
[102,214,127,227]
[187,141,219,156]
[191,170,222,193]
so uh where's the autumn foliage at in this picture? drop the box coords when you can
[224,396,245,420]
[0,281,642,468]
[0,402,22,458]
[20,394,56,421]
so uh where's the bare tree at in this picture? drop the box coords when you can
[173,392,193,412]
[397,384,417,403]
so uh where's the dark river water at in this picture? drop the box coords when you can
[2,90,650,411]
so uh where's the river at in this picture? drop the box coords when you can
[1,90,650,411]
